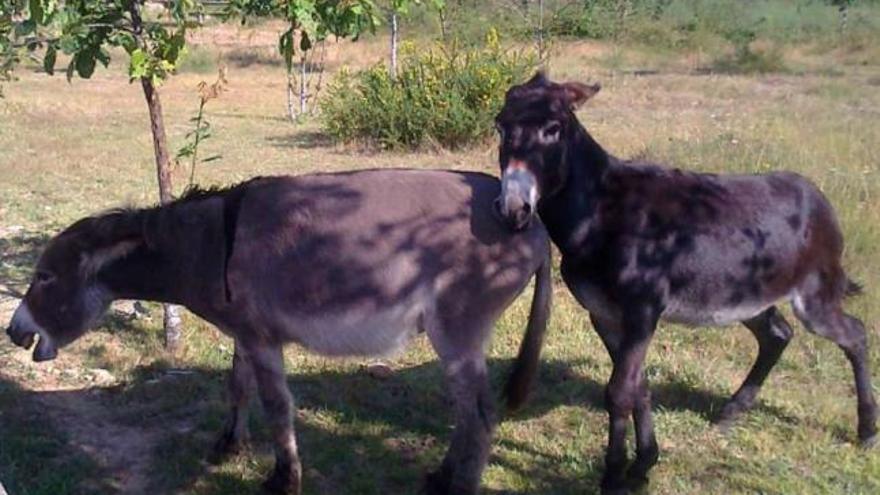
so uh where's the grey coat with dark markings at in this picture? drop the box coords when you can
[6,169,553,495]
[495,73,876,495]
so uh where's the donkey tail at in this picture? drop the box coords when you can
[504,244,553,411]
[845,278,864,298]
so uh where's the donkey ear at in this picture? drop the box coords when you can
[527,71,549,86]
[561,82,601,109]
[80,239,141,277]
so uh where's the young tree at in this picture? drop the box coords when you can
[384,0,444,78]
[501,0,552,64]
[0,2,17,95]
[226,0,381,121]
[2,0,205,352]
[831,0,854,33]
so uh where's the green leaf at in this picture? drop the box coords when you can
[59,35,79,54]
[129,49,148,80]
[28,0,43,24]
[96,48,111,68]
[15,19,37,37]
[111,32,138,54]
[43,44,56,75]
[279,27,294,70]
[65,59,75,82]
[75,52,96,78]
[201,154,222,163]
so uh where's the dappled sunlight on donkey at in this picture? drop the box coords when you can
[494,72,877,494]
[4,169,553,495]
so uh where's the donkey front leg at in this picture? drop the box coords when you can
[590,314,659,486]
[425,354,495,495]
[249,344,302,495]
[601,307,658,495]
[213,342,256,460]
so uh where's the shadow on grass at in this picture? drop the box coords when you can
[506,357,797,428]
[0,353,804,495]
[266,131,335,150]
[0,378,112,495]
[0,358,601,494]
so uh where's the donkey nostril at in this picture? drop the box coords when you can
[522,202,533,215]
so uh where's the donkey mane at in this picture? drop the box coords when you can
[50,178,264,282]
[176,178,264,204]
[60,178,264,245]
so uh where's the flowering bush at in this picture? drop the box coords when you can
[321,30,536,150]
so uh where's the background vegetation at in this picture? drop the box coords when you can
[321,31,535,149]
[1,1,880,494]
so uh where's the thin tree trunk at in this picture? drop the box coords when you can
[538,0,545,63]
[130,0,182,353]
[140,77,182,353]
[390,11,399,79]
[299,53,307,116]
[286,66,296,122]
[438,7,448,42]
[311,41,327,109]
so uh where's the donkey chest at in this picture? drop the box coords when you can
[561,262,621,323]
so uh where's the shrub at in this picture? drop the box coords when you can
[321,30,536,150]
[711,44,789,74]
[545,0,879,51]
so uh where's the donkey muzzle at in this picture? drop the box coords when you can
[499,167,538,231]
[6,323,36,349]
[33,334,58,362]
[7,303,58,362]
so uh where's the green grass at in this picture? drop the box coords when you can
[1,24,880,495]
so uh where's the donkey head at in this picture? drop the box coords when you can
[5,213,140,361]
[494,72,600,229]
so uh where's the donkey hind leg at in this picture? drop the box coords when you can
[423,353,494,495]
[793,283,878,447]
[248,344,302,495]
[213,342,257,460]
[599,308,659,495]
[717,307,794,430]
[590,314,658,486]
[422,313,494,495]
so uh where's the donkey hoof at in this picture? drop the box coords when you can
[859,432,878,450]
[624,472,650,494]
[600,474,629,495]
[625,460,655,488]
[715,418,735,434]
[262,467,301,495]
[715,404,747,431]
[423,470,451,495]
[600,483,629,495]
[210,432,249,463]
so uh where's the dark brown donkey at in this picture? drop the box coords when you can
[494,73,877,494]
[5,169,553,495]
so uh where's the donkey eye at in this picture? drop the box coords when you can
[35,271,55,285]
[539,121,562,143]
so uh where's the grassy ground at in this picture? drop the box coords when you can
[2,22,880,495]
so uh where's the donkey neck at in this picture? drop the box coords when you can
[94,195,232,314]
[96,241,187,305]
[537,124,610,256]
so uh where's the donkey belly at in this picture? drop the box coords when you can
[662,299,780,327]
[662,271,794,327]
[276,291,430,357]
